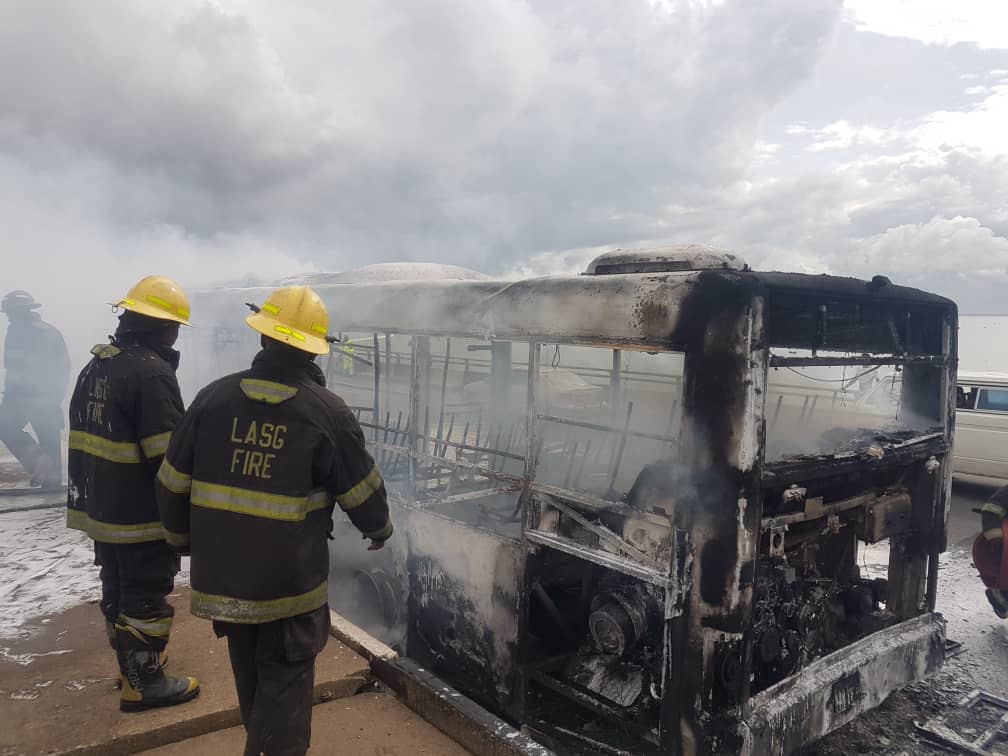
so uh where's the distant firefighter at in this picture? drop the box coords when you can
[0,290,70,489]
[974,485,1008,619]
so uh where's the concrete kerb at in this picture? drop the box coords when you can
[55,710,243,756]
[328,610,398,664]
[328,609,555,756]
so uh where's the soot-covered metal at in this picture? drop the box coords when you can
[189,256,957,755]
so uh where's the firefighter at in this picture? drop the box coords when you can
[67,275,199,711]
[0,291,70,488]
[157,285,392,756]
[340,338,355,376]
[973,485,1008,619]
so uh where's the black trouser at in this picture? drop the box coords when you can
[214,606,331,756]
[94,540,180,650]
[0,393,62,478]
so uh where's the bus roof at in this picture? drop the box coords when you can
[206,271,705,347]
[199,268,955,349]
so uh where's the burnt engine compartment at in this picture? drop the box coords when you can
[525,532,896,737]
[521,460,922,755]
[523,557,667,751]
[567,579,664,710]
[745,462,918,696]
[747,553,890,694]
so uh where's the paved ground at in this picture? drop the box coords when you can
[145,692,472,756]
[0,587,375,755]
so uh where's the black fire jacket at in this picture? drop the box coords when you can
[2,312,70,401]
[67,335,184,543]
[156,348,392,624]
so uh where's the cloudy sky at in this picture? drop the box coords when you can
[1,0,1006,339]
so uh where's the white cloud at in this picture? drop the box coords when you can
[845,1,1008,49]
[859,216,1008,275]
[753,141,781,161]
[805,120,893,152]
[913,85,1008,155]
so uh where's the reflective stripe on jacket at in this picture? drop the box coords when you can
[67,339,183,542]
[157,347,392,624]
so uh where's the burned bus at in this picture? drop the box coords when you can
[184,247,956,755]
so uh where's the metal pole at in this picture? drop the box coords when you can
[520,343,542,525]
[384,333,392,412]
[435,338,451,456]
[610,349,622,412]
[408,338,420,501]
[608,401,635,494]
[389,411,404,476]
[379,411,391,468]
[372,333,381,443]
[420,337,432,456]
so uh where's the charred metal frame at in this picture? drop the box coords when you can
[191,268,957,755]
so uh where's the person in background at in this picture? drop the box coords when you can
[157,285,392,756]
[0,290,70,489]
[67,276,200,711]
[973,485,1008,619]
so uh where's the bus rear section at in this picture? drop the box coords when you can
[185,254,956,755]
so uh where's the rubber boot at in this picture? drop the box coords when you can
[105,621,166,690]
[986,588,1008,619]
[115,623,199,712]
[106,621,164,690]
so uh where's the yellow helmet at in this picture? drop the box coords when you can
[114,276,191,326]
[245,285,330,355]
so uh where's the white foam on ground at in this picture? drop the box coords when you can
[0,506,189,643]
[0,508,98,641]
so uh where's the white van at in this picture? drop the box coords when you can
[954,371,1008,480]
